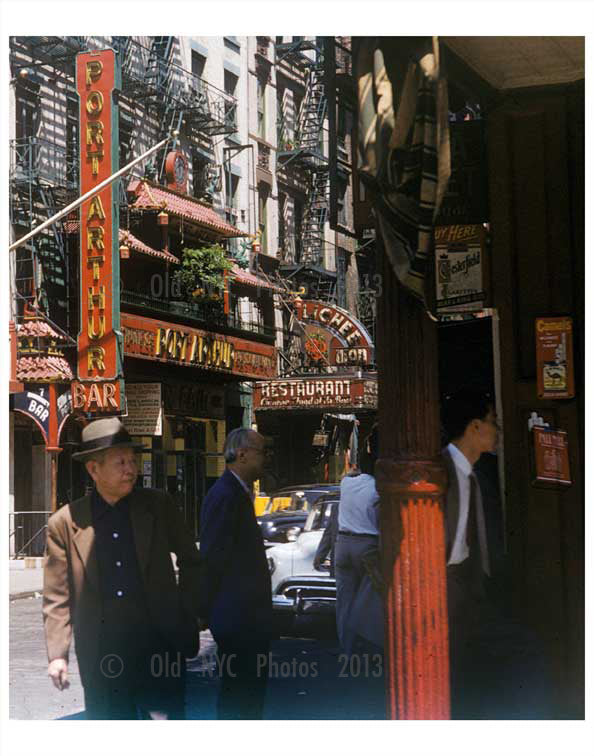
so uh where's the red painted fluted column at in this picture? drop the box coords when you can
[375,240,450,719]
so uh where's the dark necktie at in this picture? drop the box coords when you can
[466,473,485,597]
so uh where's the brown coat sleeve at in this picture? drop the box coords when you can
[164,497,203,621]
[42,513,73,663]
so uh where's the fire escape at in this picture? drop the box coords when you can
[9,36,84,340]
[275,39,335,303]
[112,37,238,184]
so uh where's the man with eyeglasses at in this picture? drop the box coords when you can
[198,427,273,719]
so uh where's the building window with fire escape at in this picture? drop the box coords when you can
[224,69,238,131]
[191,50,207,101]
[14,79,40,171]
[257,75,266,140]
[337,178,348,227]
[258,186,269,254]
[225,170,240,257]
[66,95,79,188]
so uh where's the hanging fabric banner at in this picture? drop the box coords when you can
[356,37,451,310]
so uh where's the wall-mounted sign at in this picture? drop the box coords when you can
[72,380,122,413]
[253,375,378,411]
[165,150,189,193]
[435,225,488,313]
[535,317,575,399]
[124,383,162,436]
[76,49,124,410]
[293,300,375,369]
[532,427,572,486]
[11,385,74,445]
[163,383,225,420]
[121,313,277,379]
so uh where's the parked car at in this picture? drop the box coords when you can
[256,484,339,544]
[267,493,338,628]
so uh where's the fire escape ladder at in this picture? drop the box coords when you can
[300,168,329,265]
[297,63,327,155]
[143,36,176,101]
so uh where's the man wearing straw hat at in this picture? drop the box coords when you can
[42,417,202,719]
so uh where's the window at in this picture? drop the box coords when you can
[66,94,79,186]
[257,77,266,140]
[15,80,39,141]
[337,180,348,226]
[192,153,210,199]
[258,186,269,254]
[337,105,353,151]
[224,70,238,130]
[192,51,206,79]
[224,171,240,214]
[278,191,287,250]
[294,198,304,259]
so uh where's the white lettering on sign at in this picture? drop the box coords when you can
[27,400,49,423]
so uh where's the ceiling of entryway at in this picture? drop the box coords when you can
[442,37,585,90]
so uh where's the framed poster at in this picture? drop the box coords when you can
[535,317,575,399]
[532,427,572,487]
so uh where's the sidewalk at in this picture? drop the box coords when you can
[9,563,43,600]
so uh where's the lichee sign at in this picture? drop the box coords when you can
[75,48,124,411]
[293,300,375,368]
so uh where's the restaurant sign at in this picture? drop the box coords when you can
[121,313,276,379]
[253,375,378,411]
[435,225,488,313]
[75,48,124,412]
[293,300,375,368]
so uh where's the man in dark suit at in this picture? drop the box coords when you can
[442,389,550,718]
[199,428,272,719]
[43,417,202,719]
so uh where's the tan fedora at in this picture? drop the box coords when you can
[72,417,146,462]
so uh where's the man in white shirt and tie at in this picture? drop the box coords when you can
[441,389,500,716]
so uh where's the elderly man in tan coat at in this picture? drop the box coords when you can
[43,417,202,719]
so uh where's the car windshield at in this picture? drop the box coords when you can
[266,489,329,515]
[305,499,336,531]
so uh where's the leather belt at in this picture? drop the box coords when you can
[339,530,378,538]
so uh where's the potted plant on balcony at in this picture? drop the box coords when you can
[172,244,233,317]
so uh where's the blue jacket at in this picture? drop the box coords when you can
[199,469,272,645]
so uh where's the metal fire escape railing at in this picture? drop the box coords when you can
[9,137,79,334]
[113,37,238,138]
[112,36,238,185]
[9,36,87,78]
[276,39,330,274]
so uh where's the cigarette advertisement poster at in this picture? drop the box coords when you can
[535,317,575,399]
[435,225,488,313]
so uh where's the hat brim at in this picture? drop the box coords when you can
[72,441,147,462]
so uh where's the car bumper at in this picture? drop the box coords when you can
[272,577,336,616]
